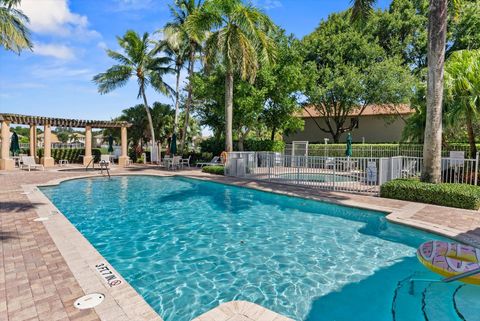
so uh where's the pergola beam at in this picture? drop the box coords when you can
[0,113,132,128]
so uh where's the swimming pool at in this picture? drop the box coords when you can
[41,176,479,321]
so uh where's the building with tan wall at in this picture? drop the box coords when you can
[284,105,414,143]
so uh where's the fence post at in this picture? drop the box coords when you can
[333,159,336,191]
[475,152,479,186]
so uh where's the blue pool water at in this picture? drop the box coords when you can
[41,176,480,321]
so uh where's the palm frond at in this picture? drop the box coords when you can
[106,49,134,66]
[0,4,32,54]
[350,0,376,23]
[92,65,133,94]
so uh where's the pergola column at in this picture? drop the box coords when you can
[0,120,14,170]
[83,125,93,166]
[29,124,37,160]
[41,123,54,167]
[118,126,128,167]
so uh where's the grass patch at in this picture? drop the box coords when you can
[380,179,480,210]
[202,165,225,175]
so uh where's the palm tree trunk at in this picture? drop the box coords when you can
[141,86,156,161]
[180,44,195,154]
[173,65,181,133]
[465,110,477,158]
[421,0,447,183]
[225,70,234,152]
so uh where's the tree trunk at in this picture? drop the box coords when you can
[465,110,477,158]
[225,70,234,152]
[238,135,244,151]
[180,44,195,154]
[270,127,276,141]
[173,65,181,133]
[141,86,156,162]
[421,0,447,183]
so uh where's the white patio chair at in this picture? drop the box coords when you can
[168,156,181,170]
[401,160,417,178]
[20,156,44,171]
[196,156,220,167]
[99,155,111,167]
[180,155,191,168]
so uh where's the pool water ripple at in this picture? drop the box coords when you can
[41,176,480,321]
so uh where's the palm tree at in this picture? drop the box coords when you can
[165,0,204,153]
[93,30,174,161]
[158,22,189,135]
[186,0,276,152]
[0,0,32,54]
[352,0,448,183]
[444,49,480,158]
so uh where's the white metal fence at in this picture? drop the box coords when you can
[285,144,475,158]
[225,152,479,195]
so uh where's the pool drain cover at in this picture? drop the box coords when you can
[74,293,105,309]
[33,217,49,222]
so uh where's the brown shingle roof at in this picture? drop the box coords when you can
[299,104,414,118]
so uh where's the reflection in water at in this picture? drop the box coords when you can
[119,176,128,205]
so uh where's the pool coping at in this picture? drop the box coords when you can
[23,171,480,321]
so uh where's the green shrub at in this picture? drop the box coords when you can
[200,138,285,155]
[202,165,225,175]
[37,148,102,163]
[380,179,480,210]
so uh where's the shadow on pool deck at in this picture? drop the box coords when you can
[0,201,43,213]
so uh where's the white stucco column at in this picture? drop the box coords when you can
[29,124,36,159]
[118,126,128,167]
[41,123,54,167]
[0,120,14,170]
[83,126,93,166]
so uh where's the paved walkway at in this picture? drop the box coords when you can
[1,165,479,321]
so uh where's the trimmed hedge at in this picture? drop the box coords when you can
[200,138,285,156]
[202,165,225,175]
[380,179,480,210]
[36,148,102,163]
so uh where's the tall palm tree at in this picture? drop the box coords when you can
[0,0,32,54]
[165,0,204,153]
[444,49,480,158]
[352,0,449,183]
[158,21,189,135]
[93,30,174,160]
[186,0,276,152]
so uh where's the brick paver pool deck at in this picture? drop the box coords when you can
[1,165,479,321]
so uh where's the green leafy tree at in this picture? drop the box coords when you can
[186,0,277,152]
[164,0,204,153]
[258,33,305,140]
[301,11,414,143]
[191,65,267,150]
[57,132,69,144]
[444,49,480,157]
[93,30,174,158]
[0,0,32,54]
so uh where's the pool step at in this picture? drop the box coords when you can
[392,276,479,321]
[453,284,480,321]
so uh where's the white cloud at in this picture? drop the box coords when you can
[19,0,100,39]
[30,65,93,79]
[254,0,282,10]
[33,42,75,60]
[97,41,108,50]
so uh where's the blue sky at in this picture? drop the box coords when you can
[0,0,390,133]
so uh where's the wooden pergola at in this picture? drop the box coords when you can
[0,113,132,170]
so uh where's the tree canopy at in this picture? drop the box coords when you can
[300,10,414,142]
